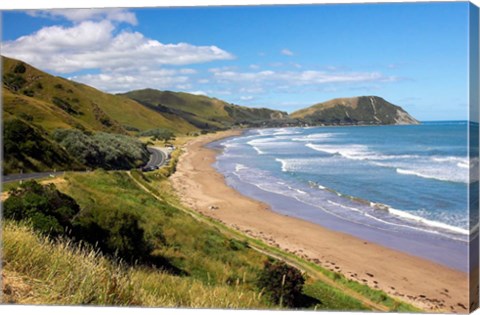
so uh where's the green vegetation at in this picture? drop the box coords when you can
[3,118,84,174]
[290,96,419,125]
[139,128,175,143]
[2,56,197,134]
[3,179,152,264]
[1,170,419,311]
[121,88,288,130]
[3,181,80,237]
[52,129,149,170]
[257,260,305,307]
[2,222,267,307]
[129,169,418,312]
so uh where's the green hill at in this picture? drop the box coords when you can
[3,118,84,174]
[2,56,197,134]
[290,96,419,125]
[121,89,288,130]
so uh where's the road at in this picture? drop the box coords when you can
[144,146,170,170]
[2,171,65,183]
[2,147,170,183]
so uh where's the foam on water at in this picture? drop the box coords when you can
[305,142,469,183]
[214,124,471,248]
[229,163,468,241]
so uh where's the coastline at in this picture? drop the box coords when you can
[170,129,469,312]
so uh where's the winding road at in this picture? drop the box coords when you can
[144,146,170,170]
[2,146,170,183]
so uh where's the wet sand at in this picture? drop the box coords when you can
[170,130,470,312]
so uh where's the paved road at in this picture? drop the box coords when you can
[144,147,170,169]
[2,147,170,182]
[2,171,65,183]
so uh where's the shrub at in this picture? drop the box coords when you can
[13,62,27,74]
[23,89,34,97]
[53,129,149,170]
[72,207,153,263]
[3,181,81,237]
[3,73,26,91]
[52,97,79,115]
[139,128,175,143]
[257,260,305,307]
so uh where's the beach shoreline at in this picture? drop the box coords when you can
[170,129,469,312]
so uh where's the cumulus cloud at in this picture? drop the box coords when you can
[281,48,294,56]
[2,20,234,74]
[27,8,138,25]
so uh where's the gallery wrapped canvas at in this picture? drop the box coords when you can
[1,1,479,314]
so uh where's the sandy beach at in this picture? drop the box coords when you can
[170,130,470,312]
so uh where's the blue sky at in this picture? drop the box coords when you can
[1,3,471,120]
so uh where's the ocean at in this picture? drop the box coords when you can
[209,121,478,272]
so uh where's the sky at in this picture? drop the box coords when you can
[1,2,472,120]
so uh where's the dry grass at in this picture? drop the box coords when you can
[1,221,269,308]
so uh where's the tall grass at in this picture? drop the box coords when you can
[2,221,269,308]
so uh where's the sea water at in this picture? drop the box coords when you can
[209,121,478,271]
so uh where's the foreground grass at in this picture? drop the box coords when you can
[2,170,418,311]
[2,221,268,308]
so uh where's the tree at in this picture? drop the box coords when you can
[257,260,305,307]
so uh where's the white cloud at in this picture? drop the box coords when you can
[240,95,254,101]
[281,48,294,56]
[212,69,396,85]
[188,90,207,96]
[27,8,138,25]
[70,67,192,93]
[2,20,234,74]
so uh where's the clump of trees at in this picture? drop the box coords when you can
[4,180,154,264]
[53,129,150,170]
[257,260,305,307]
[139,128,175,143]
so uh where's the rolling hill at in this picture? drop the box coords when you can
[290,96,419,125]
[121,89,288,130]
[2,56,197,134]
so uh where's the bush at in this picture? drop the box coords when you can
[13,62,27,74]
[3,181,80,237]
[52,97,79,115]
[3,73,26,91]
[139,128,175,143]
[257,260,305,307]
[72,207,153,264]
[53,129,150,170]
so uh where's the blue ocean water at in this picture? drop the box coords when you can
[210,121,478,271]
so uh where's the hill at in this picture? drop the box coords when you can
[2,56,197,134]
[3,118,84,174]
[290,96,419,125]
[121,89,288,130]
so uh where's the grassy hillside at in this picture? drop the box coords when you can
[290,96,419,125]
[121,89,288,130]
[3,118,84,174]
[2,56,196,134]
[1,170,415,310]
